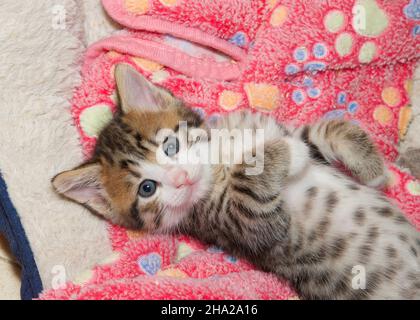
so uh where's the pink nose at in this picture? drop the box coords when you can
[167,168,192,188]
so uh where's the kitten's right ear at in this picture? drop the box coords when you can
[114,63,175,114]
[52,163,111,217]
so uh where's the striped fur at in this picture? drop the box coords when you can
[53,65,420,300]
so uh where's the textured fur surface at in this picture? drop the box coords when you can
[54,66,420,299]
[0,0,113,292]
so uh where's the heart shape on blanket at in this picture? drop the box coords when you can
[137,253,162,276]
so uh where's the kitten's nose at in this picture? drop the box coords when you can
[167,168,192,188]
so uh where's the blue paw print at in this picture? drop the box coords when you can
[337,91,347,105]
[294,47,309,62]
[313,43,328,59]
[336,92,359,114]
[292,89,306,105]
[412,25,420,36]
[290,76,322,105]
[404,0,420,21]
[287,44,329,76]
[304,62,326,73]
[138,253,162,276]
[325,93,360,119]
[229,32,248,47]
[303,77,314,87]
[324,109,347,120]
[347,101,359,114]
[285,64,300,75]
[307,87,321,99]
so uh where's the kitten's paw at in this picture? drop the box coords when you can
[398,148,420,179]
[365,169,390,189]
[284,137,310,177]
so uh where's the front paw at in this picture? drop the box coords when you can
[365,169,390,189]
[397,148,420,180]
[284,138,310,177]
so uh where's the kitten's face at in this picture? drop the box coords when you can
[52,64,212,232]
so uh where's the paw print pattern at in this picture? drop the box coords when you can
[373,86,404,126]
[313,43,328,59]
[337,92,360,114]
[405,0,420,36]
[289,76,322,105]
[293,47,309,62]
[323,91,360,120]
[412,25,420,36]
[325,1,389,63]
[286,44,328,76]
[124,0,150,14]
[79,104,113,138]
[404,0,420,21]
[229,32,249,48]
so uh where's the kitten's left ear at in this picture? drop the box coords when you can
[51,163,112,218]
[114,63,177,113]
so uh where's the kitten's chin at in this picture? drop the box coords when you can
[167,181,205,211]
[160,175,211,232]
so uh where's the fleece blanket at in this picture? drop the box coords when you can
[41,0,420,299]
[0,0,122,299]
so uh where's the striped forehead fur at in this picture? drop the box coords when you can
[91,100,204,227]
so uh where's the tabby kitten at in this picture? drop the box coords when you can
[53,64,420,300]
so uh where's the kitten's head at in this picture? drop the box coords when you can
[52,64,212,232]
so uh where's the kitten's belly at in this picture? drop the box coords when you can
[281,164,414,239]
[281,165,368,233]
[279,165,420,299]
[281,164,413,235]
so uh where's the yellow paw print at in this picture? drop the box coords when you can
[374,86,403,126]
[124,0,150,14]
[245,83,281,111]
[270,5,288,27]
[157,268,188,278]
[219,90,242,110]
[159,0,180,6]
[133,57,164,73]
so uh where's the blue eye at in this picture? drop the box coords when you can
[163,136,180,157]
[139,180,157,198]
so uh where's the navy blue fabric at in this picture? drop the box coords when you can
[0,172,43,300]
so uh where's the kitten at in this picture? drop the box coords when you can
[53,64,420,300]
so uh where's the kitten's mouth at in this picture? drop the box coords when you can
[168,181,200,211]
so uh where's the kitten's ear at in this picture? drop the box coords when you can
[52,163,111,216]
[114,64,176,113]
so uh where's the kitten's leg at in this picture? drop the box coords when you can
[296,120,388,187]
[230,136,310,199]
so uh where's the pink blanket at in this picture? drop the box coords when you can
[41,0,419,300]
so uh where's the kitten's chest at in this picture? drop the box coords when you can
[282,167,354,222]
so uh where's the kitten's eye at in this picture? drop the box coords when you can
[139,180,157,198]
[163,136,180,157]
